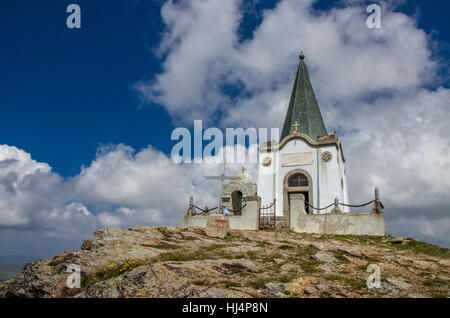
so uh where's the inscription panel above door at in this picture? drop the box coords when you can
[281,152,313,167]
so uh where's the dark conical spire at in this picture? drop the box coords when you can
[280,53,327,141]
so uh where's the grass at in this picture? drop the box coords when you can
[296,245,320,258]
[429,290,448,298]
[224,232,243,241]
[141,243,181,249]
[155,247,242,263]
[319,291,331,297]
[160,237,176,242]
[60,286,85,297]
[276,273,297,283]
[157,251,210,262]
[344,278,367,289]
[326,275,345,281]
[192,280,207,286]
[422,278,448,288]
[357,264,369,271]
[246,251,259,260]
[334,251,349,263]
[325,234,385,245]
[180,235,199,241]
[299,260,323,273]
[262,253,283,263]
[48,256,64,267]
[204,244,228,251]
[80,259,142,290]
[224,281,242,288]
[255,241,267,247]
[248,278,271,289]
[391,239,450,258]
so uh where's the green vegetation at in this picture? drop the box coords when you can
[224,232,243,241]
[157,251,210,262]
[141,243,181,249]
[180,235,199,241]
[326,275,345,281]
[299,259,323,273]
[344,278,367,289]
[391,239,450,258]
[81,259,142,289]
[248,278,271,289]
[155,246,244,263]
[334,251,349,263]
[48,256,64,267]
[422,278,448,288]
[277,273,296,283]
[296,245,319,258]
[192,280,207,286]
[224,281,242,288]
[429,290,448,298]
[60,286,84,297]
[262,253,283,263]
[204,244,227,251]
[357,264,369,271]
[246,251,259,260]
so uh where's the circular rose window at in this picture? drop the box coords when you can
[262,156,272,167]
[321,151,332,163]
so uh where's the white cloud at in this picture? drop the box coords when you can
[0,142,258,256]
[136,0,436,128]
[134,0,242,124]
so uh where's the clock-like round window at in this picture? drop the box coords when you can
[321,151,332,163]
[262,156,272,167]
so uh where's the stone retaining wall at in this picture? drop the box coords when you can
[289,193,385,236]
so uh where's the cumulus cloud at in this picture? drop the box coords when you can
[0,143,258,258]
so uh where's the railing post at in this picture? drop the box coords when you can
[331,197,342,214]
[372,187,384,214]
[274,198,276,229]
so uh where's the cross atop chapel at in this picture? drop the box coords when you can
[292,121,300,134]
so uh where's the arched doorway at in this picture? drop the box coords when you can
[283,169,313,216]
[231,190,243,214]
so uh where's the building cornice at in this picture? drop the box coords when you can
[259,132,346,162]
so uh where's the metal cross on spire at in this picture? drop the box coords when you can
[292,121,300,133]
[204,152,241,213]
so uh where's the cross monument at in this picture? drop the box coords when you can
[204,155,241,213]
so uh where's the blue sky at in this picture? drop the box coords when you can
[1,0,448,178]
[1,0,450,263]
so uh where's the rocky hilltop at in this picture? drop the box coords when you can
[0,226,448,298]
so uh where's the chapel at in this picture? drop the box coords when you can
[256,53,350,223]
[184,53,384,236]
